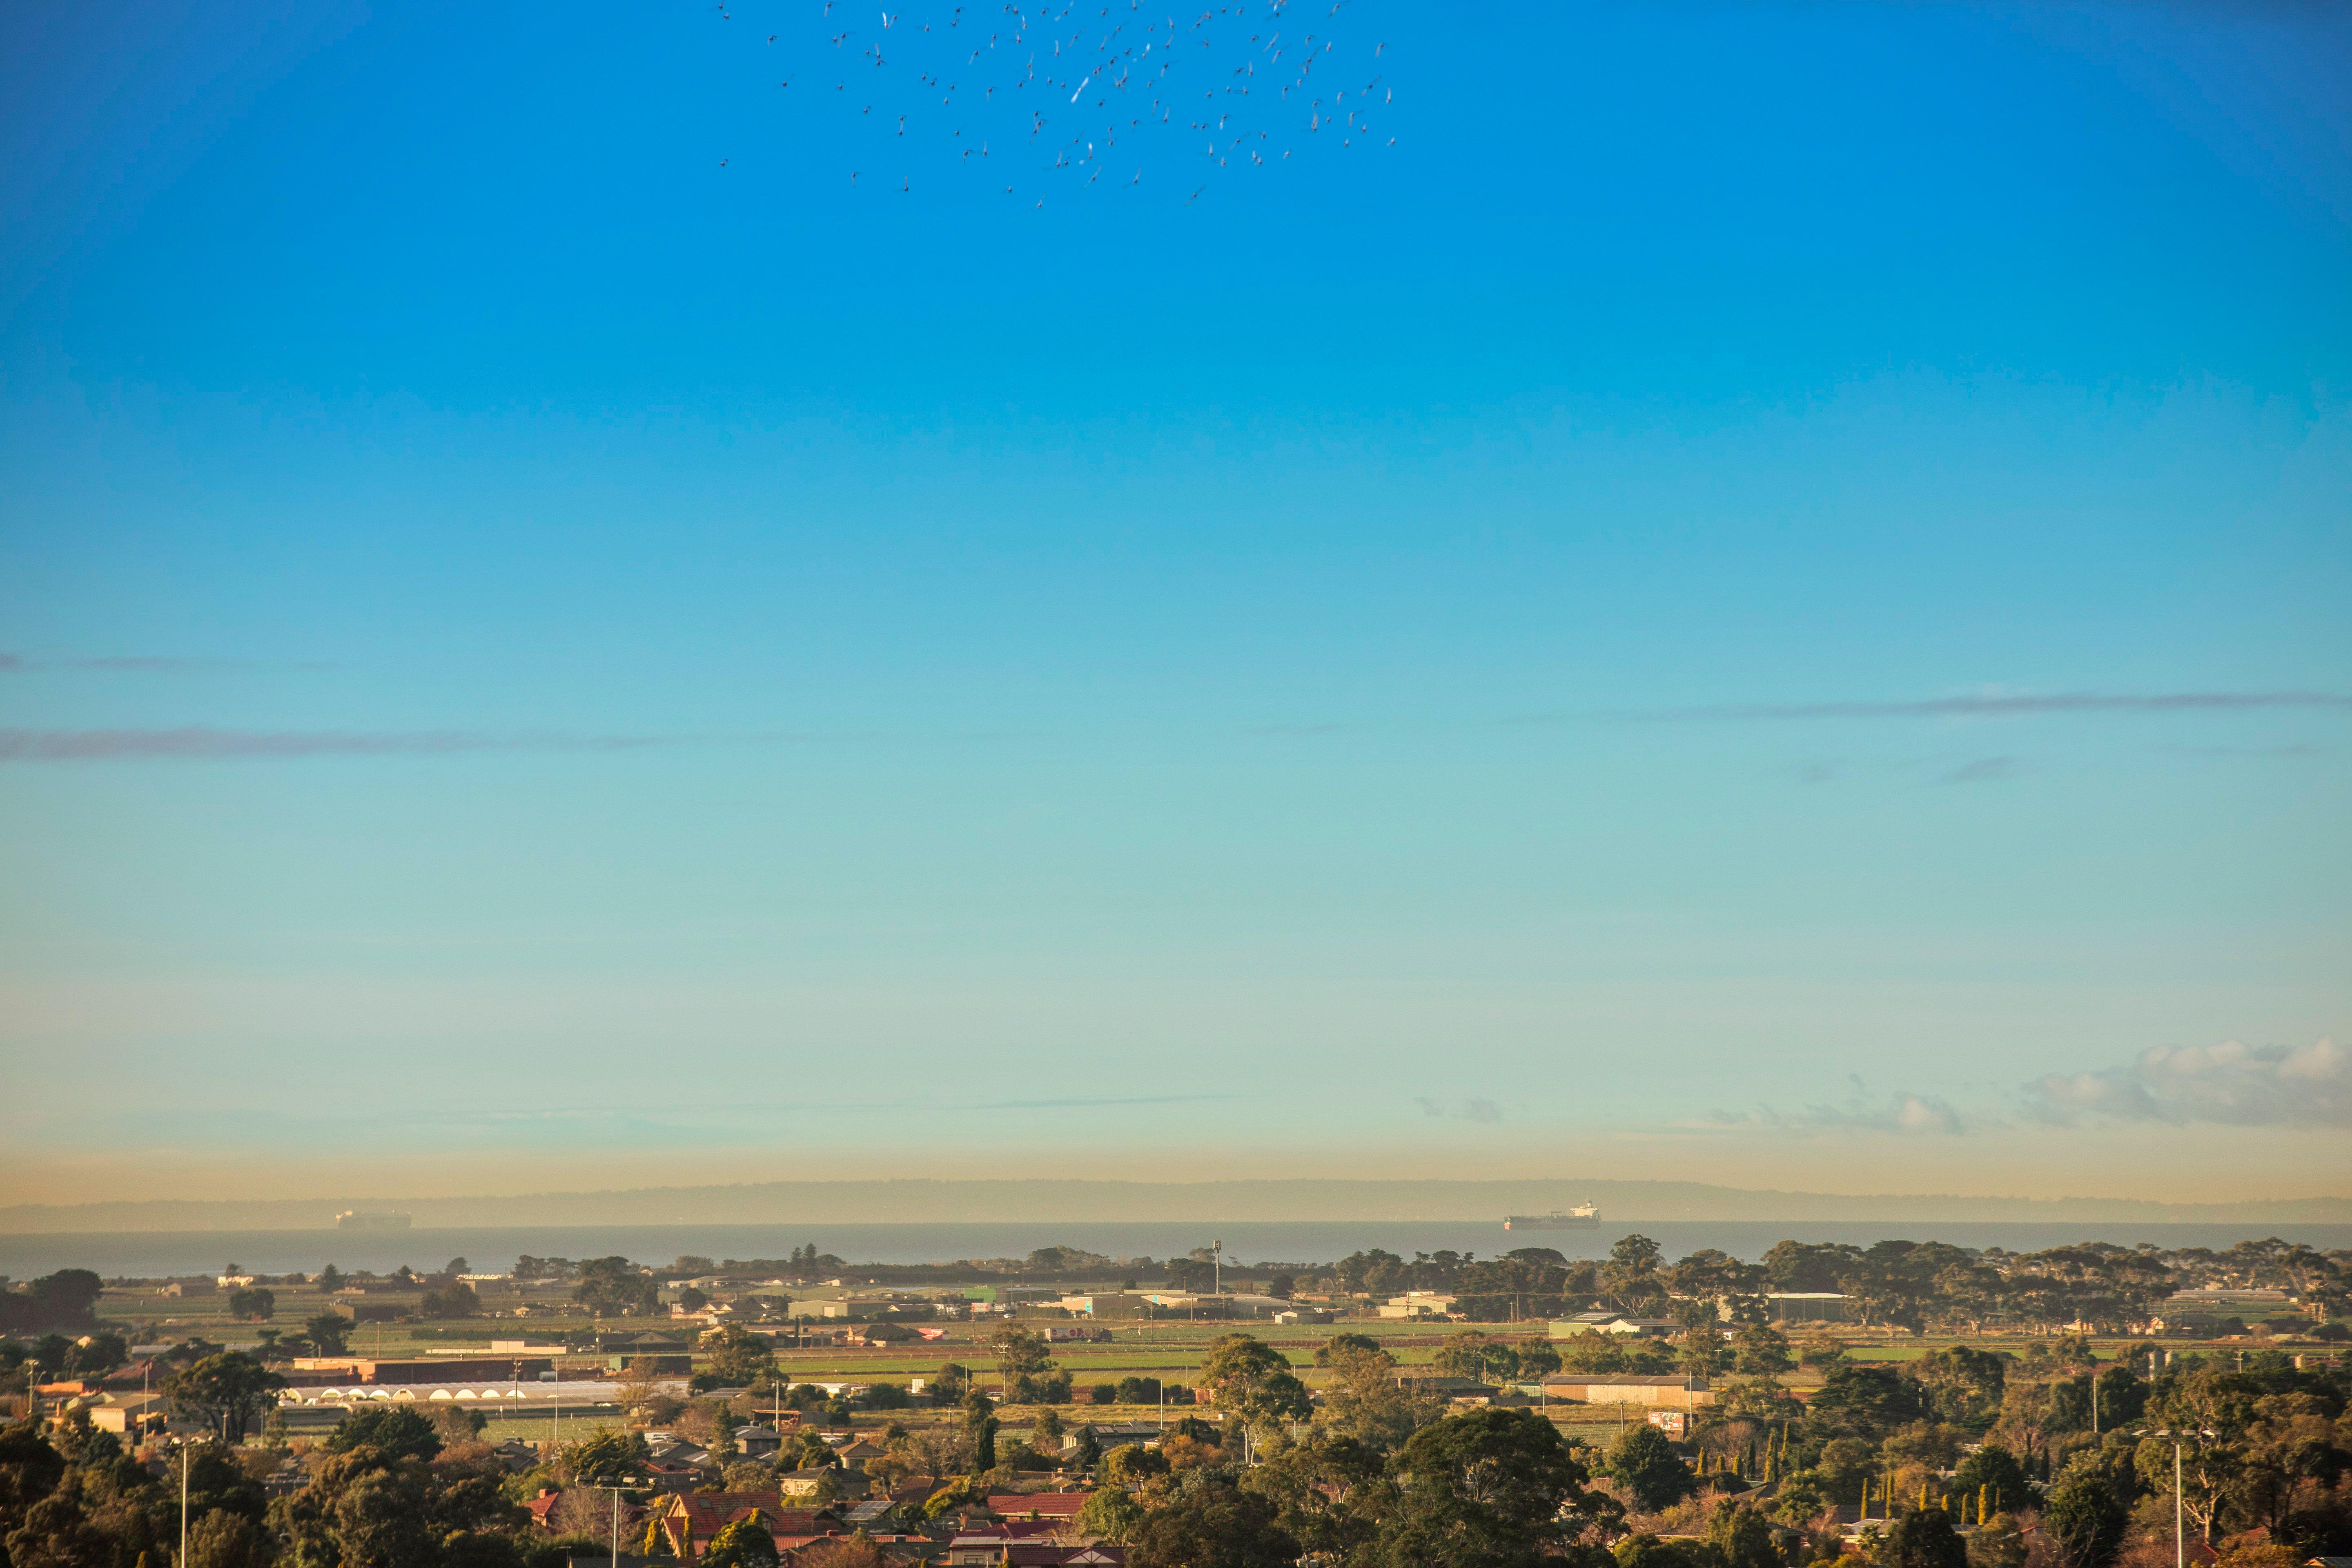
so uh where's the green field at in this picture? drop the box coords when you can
[94,1283,2236,1424]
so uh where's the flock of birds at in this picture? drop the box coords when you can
[711,0,1395,204]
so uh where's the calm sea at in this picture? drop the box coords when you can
[4,1221,2347,1279]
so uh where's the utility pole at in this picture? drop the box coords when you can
[180,1441,190,1568]
[2140,1424,2212,1568]
[2174,1436,2183,1568]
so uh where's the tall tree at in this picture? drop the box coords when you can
[572,1256,658,1317]
[963,1390,1000,1473]
[1198,1334,1312,1430]
[165,1353,285,1444]
[1606,1422,1697,1513]
[1600,1236,1667,1313]
[702,1515,781,1568]
[304,1313,352,1355]
[325,1406,443,1461]
[1076,1486,1147,1543]
[1883,1505,1970,1568]
[983,1324,1056,1396]
[1317,1343,1441,1456]
[1376,1407,1619,1568]
[2043,1450,2135,1568]
[703,1326,777,1386]
[227,1287,277,1322]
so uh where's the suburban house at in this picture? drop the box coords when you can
[833,1438,888,1470]
[946,1522,1086,1564]
[985,1492,1089,1521]
[86,1392,168,1436]
[1066,1423,1163,1451]
[1377,1292,1459,1319]
[778,1465,871,1501]
[646,1494,838,1558]
[734,1426,786,1459]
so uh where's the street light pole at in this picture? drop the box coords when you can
[2139,1424,2212,1568]
[2173,1437,2183,1568]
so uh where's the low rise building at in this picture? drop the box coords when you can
[1548,1313,1677,1338]
[1388,1370,1490,1398]
[1539,1373,1715,1410]
[1754,1293,1851,1325]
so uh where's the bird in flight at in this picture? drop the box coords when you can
[710,0,1392,199]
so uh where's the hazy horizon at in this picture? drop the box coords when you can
[7,1174,2350,1233]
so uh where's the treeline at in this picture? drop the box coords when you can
[1327,1235,2350,1332]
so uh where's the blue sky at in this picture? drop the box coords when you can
[2,0,2347,1206]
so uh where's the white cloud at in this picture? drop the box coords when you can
[1416,1096,1503,1124]
[2028,1038,2348,1128]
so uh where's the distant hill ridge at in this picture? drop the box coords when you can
[2,1178,2347,1233]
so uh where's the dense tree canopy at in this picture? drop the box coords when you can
[1379,1407,1619,1568]
[1129,1477,1299,1568]
[325,1406,443,1462]
[165,1353,286,1444]
[572,1256,659,1317]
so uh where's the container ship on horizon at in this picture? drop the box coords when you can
[1502,1203,1601,1230]
[335,1210,413,1231]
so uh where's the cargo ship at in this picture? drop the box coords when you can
[335,1210,413,1231]
[1503,1204,1600,1230]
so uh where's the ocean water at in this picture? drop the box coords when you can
[5,1220,2346,1279]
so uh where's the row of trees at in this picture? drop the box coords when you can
[1325,1236,2348,1334]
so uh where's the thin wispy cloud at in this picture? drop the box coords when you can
[0,728,663,761]
[0,653,333,673]
[1416,1096,1502,1123]
[1706,1090,1966,1137]
[2158,742,2324,760]
[981,1094,1240,1110]
[1612,691,2352,722]
[1939,755,2019,784]
[2027,1038,2349,1129]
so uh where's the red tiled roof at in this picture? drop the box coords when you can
[987,1494,1087,1519]
[952,1521,1067,1542]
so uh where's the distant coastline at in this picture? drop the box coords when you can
[3,1176,2347,1234]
